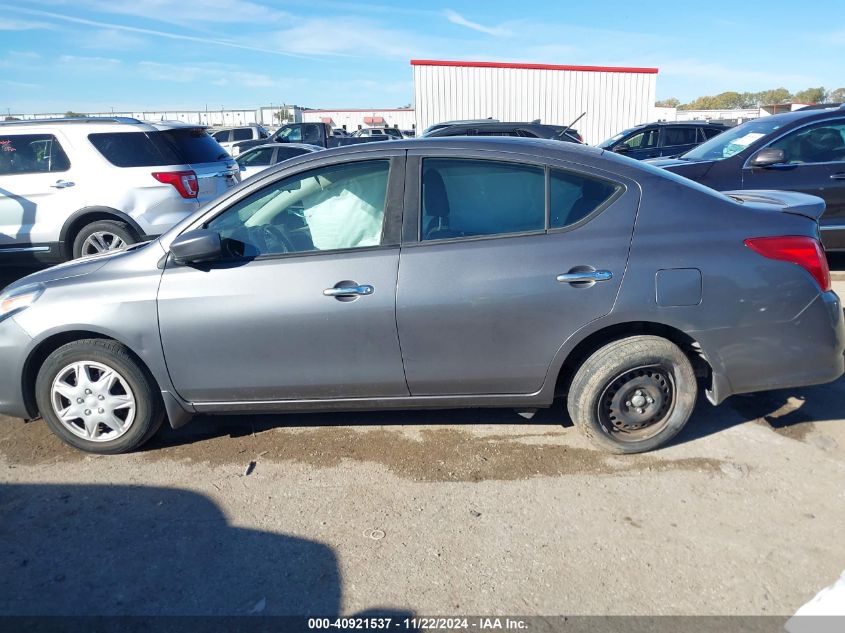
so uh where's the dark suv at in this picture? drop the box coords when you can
[647,105,845,250]
[598,122,728,160]
[423,121,583,143]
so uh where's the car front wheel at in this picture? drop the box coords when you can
[35,339,164,454]
[72,219,137,259]
[567,335,697,454]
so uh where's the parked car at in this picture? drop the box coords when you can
[231,122,386,155]
[423,121,583,143]
[0,117,239,262]
[1,137,841,456]
[351,128,403,139]
[646,105,845,249]
[400,129,416,138]
[237,143,323,179]
[332,128,351,137]
[210,125,271,156]
[422,118,499,135]
[598,121,728,160]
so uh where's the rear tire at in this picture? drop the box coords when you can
[72,219,137,259]
[567,335,697,454]
[35,339,164,454]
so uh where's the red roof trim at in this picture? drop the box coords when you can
[410,59,658,74]
[302,108,414,113]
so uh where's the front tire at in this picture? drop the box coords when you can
[35,339,164,454]
[72,219,137,259]
[567,335,697,454]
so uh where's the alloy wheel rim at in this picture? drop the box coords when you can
[81,232,126,255]
[50,361,136,442]
[597,365,675,442]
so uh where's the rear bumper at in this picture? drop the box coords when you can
[700,291,845,403]
[0,316,35,419]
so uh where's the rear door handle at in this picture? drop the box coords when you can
[831,173,845,180]
[323,284,374,297]
[557,270,613,284]
[50,180,75,189]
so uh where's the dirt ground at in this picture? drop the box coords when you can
[0,267,843,618]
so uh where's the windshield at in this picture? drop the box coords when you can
[598,129,635,148]
[681,118,785,161]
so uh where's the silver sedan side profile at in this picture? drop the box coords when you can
[0,138,842,454]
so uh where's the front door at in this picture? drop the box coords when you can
[743,119,845,243]
[396,152,639,396]
[157,156,409,403]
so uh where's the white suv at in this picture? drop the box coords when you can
[0,117,239,261]
[210,125,270,156]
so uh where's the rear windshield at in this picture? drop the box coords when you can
[88,129,227,167]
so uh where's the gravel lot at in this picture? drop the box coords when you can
[0,265,844,618]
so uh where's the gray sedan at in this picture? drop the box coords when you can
[0,138,842,454]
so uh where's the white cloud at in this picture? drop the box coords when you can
[137,61,275,88]
[59,54,122,69]
[82,28,150,51]
[0,18,51,29]
[270,17,432,57]
[28,0,289,24]
[443,9,510,37]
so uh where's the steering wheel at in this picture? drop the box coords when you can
[260,224,296,254]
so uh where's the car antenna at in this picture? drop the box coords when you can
[559,111,586,138]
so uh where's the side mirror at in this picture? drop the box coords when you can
[170,229,223,264]
[749,148,786,167]
[613,144,630,153]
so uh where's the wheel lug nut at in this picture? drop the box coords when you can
[98,408,104,414]
[625,401,632,407]
[76,398,84,404]
[85,389,92,395]
[637,407,644,414]
[84,409,91,416]
[647,397,654,404]
[98,395,105,401]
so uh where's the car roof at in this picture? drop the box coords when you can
[0,117,207,132]
[241,142,322,153]
[752,105,845,125]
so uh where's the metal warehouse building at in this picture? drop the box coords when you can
[412,59,658,145]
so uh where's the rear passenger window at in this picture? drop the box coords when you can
[663,127,698,146]
[421,159,544,241]
[232,128,252,141]
[0,134,70,175]
[550,170,621,229]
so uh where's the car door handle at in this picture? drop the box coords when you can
[557,270,613,284]
[831,173,845,180]
[323,284,374,297]
[50,180,75,189]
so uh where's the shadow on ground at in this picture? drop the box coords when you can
[0,483,415,623]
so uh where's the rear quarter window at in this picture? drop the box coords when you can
[550,170,622,229]
[89,129,226,167]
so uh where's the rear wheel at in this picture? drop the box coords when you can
[35,339,164,454]
[72,219,137,259]
[567,335,697,454]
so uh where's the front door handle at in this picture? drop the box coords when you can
[51,180,75,189]
[557,270,613,284]
[831,173,845,181]
[323,284,374,297]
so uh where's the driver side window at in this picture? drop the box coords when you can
[206,160,390,258]
[768,121,845,164]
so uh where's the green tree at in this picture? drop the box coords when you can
[793,87,826,104]
[273,107,293,124]
[754,88,792,106]
[827,87,845,103]
[655,98,680,108]
[64,111,85,118]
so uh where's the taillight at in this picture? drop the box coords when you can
[152,170,198,199]
[744,236,831,292]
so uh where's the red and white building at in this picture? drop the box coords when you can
[299,108,416,132]
[411,59,658,144]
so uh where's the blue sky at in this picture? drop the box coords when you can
[0,0,843,114]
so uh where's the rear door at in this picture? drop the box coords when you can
[0,131,82,251]
[395,149,639,396]
[658,126,699,157]
[157,127,240,201]
[742,119,845,239]
[617,128,661,160]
